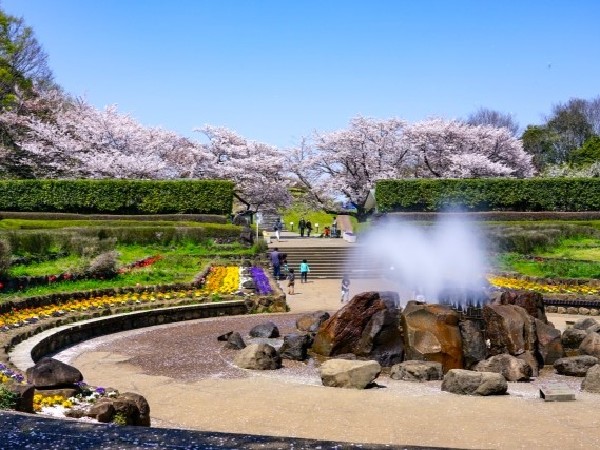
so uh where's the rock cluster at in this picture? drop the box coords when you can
[11,357,151,425]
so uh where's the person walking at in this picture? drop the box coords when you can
[287,268,296,295]
[331,216,338,238]
[274,218,283,242]
[306,220,312,237]
[341,274,350,303]
[298,217,306,237]
[270,248,281,279]
[300,259,310,283]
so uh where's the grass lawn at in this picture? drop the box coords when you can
[1,240,260,302]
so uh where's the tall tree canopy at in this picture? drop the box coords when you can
[288,116,533,220]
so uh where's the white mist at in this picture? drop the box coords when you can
[352,216,489,305]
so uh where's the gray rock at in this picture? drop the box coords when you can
[249,321,280,338]
[573,317,598,330]
[562,328,588,349]
[242,279,255,289]
[225,332,246,350]
[581,364,600,393]
[553,355,599,376]
[320,359,381,389]
[25,357,83,388]
[233,343,282,370]
[217,331,233,341]
[390,360,443,382]
[279,333,311,360]
[441,369,508,396]
[579,332,600,358]
[474,354,532,381]
[516,351,540,378]
[459,319,487,369]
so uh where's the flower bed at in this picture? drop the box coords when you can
[0,255,165,294]
[250,267,273,295]
[487,274,600,295]
[0,265,282,331]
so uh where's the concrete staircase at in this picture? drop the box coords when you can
[273,245,380,279]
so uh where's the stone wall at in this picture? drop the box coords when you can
[2,300,248,373]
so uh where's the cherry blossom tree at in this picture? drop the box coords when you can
[289,116,534,221]
[403,118,534,178]
[197,125,292,212]
[0,91,206,179]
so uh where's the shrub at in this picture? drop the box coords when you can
[86,251,119,278]
[0,385,17,410]
[0,179,234,215]
[376,178,600,212]
[0,238,10,276]
[1,231,54,257]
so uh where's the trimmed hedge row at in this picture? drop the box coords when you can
[0,211,228,223]
[0,179,234,215]
[376,178,600,212]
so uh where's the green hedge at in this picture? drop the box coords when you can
[0,179,234,215]
[375,178,600,212]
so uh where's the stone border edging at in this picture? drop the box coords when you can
[8,300,247,372]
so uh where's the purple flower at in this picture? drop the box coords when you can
[95,387,106,394]
[250,267,273,295]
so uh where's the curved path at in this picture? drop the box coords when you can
[52,275,600,450]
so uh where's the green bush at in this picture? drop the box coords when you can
[0,179,234,215]
[376,178,600,212]
[0,385,17,410]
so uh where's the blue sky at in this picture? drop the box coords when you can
[3,0,599,147]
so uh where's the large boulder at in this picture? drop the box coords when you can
[249,321,280,338]
[474,354,532,381]
[459,319,487,369]
[296,311,330,333]
[279,333,311,360]
[390,360,443,382]
[312,291,404,366]
[562,328,588,349]
[119,392,151,426]
[25,357,83,388]
[573,317,598,331]
[535,319,564,365]
[554,355,599,376]
[483,304,536,356]
[579,332,600,358]
[319,359,381,389]
[401,302,463,372]
[442,369,508,396]
[581,365,600,393]
[233,343,282,370]
[497,290,547,323]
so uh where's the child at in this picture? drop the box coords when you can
[287,268,295,295]
[300,259,310,283]
[341,274,350,303]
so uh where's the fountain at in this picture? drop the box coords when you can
[351,215,491,307]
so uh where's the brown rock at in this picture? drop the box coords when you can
[483,304,536,356]
[401,302,463,372]
[25,357,83,388]
[579,332,600,358]
[88,399,115,423]
[296,311,330,333]
[459,319,487,369]
[312,292,387,356]
[4,382,34,413]
[535,319,564,365]
[120,392,151,426]
[498,290,547,322]
[474,354,532,381]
